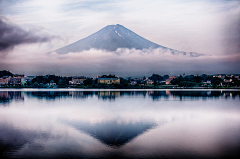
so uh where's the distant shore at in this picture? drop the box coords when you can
[1,86,240,90]
[1,70,240,89]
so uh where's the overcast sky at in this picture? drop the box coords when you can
[0,0,239,76]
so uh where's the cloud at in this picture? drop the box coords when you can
[0,0,239,75]
[0,48,239,77]
[0,17,56,52]
[3,0,240,56]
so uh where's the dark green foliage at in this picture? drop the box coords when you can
[224,76,230,80]
[211,77,223,87]
[149,74,163,82]
[170,77,198,87]
[32,82,39,88]
[58,79,66,86]
[119,78,129,87]
[0,70,13,78]
[154,80,157,86]
[84,78,93,85]
[31,76,47,84]
[192,75,202,83]
[31,75,69,87]
[100,74,116,78]
[234,80,240,86]
[26,81,32,86]
[163,75,169,81]
[170,75,226,87]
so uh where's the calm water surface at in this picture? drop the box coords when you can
[0,89,240,159]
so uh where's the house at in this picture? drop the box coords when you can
[70,76,86,85]
[165,76,176,84]
[24,76,35,82]
[130,80,137,85]
[224,79,232,83]
[146,79,154,85]
[207,80,211,84]
[49,80,56,86]
[0,76,11,85]
[9,74,24,85]
[218,75,225,79]
[160,81,166,84]
[98,78,120,84]
[94,75,99,79]
[201,80,211,84]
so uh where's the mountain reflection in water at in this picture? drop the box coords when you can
[61,120,157,148]
[0,90,239,159]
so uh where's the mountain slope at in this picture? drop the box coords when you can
[53,24,165,54]
[52,24,204,57]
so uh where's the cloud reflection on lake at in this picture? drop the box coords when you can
[0,90,239,158]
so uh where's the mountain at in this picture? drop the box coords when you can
[53,24,162,54]
[52,24,204,57]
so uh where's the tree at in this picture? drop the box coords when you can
[163,75,169,80]
[84,79,93,85]
[26,81,32,86]
[211,77,223,87]
[0,70,13,78]
[100,74,116,78]
[32,82,39,88]
[39,83,45,88]
[154,80,158,86]
[58,79,66,86]
[149,74,163,82]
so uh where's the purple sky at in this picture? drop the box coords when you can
[0,0,239,77]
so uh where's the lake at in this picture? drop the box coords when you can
[0,89,240,159]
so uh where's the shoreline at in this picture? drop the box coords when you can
[0,88,240,91]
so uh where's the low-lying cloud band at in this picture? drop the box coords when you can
[1,48,239,76]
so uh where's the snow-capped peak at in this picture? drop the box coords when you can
[114,28,124,39]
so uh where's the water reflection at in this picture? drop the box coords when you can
[0,92,24,105]
[0,90,239,158]
[0,124,50,157]
[70,91,94,99]
[0,90,237,104]
[25,91,70,100]
[98,91,120,100]
[61,120,157,148]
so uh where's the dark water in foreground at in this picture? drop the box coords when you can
[0,89,240,159]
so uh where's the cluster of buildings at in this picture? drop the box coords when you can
[213,75,239,83]
[212,74,240,87]
[69,76,87,85]
[69,75,177,86]
[128,76,177,86]
[98,77,120,85]
[0,75,24,86]
[1,72,240,87]
[69,76,121,85]
[0,74,122,86]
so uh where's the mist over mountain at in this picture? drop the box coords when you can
[52,24,203,57]
[1,23,239,76]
